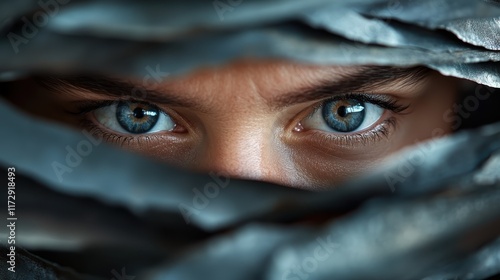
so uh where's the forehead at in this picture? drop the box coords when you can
[136,61,371,110]
[151,60,353,91]
[133,61,430,109]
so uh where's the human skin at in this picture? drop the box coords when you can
[3,60,458,190]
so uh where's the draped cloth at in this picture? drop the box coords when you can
[0,1,499,279]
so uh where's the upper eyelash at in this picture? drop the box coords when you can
[68,99,164,116]
[341,93,408,113]
[303,93,408,123]
[315,93,408,113]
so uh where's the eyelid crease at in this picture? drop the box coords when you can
[328,93,408,113]
[65,100,115,115]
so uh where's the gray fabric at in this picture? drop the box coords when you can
[0,0,499,86]
[0,0,499,279]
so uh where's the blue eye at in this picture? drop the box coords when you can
[93,101,176,134]
[322,99,366,132]
[302,98,384,134]
[116,101,159,134]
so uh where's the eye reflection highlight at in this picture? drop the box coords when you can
[93,101,177,134]
[297,94,397,135]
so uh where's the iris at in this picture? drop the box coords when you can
[322,99,365,132]
[116,101,160,134]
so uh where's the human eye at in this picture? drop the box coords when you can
[73,100,186,143]
[295,93,408,144]
[93,101,176,134]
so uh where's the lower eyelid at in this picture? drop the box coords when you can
[297,93,404,134]
[79,118,176,147]
[298,107,392,134]
[301,116,398,148]
[79,118,138,144]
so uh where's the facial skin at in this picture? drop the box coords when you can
[3,60,458,190]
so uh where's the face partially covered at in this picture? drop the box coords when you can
[4,60,458,189]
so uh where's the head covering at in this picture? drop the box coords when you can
[0,1,499,279]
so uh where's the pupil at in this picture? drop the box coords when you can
[337,106,347,117]
[322,99,366,133]
[116,101,160,134]
[133,107,145,119]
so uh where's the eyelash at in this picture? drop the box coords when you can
[306,93,408,116]
[79,118,170,147]
[71,93,407,147]
[311,117,398,147]
[298,93,408,146]
[70,99,179,146]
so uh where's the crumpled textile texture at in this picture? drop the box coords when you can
[0,0,499,86]
[0,0,499,279]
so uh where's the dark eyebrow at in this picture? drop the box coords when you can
[38,66,430,110]
[272,66,430,109]
[37,75,199,108]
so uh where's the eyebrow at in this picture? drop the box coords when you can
[38,66,430,110]
[38,75,200,108]
[272,66,430,108]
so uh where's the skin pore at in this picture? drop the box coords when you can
[3,60,458,190]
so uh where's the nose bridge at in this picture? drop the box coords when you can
[200,122,267,181]
[194,108,286,180]
[191,70,284,182]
